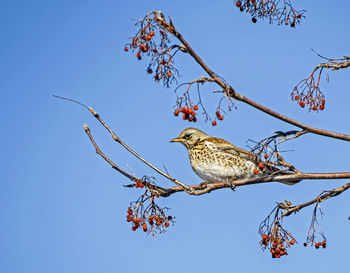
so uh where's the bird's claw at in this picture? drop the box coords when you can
[200,182,209,189]
[227,180,237,191]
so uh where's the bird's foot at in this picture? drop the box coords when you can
[227,180,237,191]
[199,182,209,189]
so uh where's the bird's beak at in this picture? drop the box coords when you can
[170,137,183,143]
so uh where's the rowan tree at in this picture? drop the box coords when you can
[56,0,349,259]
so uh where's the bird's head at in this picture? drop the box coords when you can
[170,127,209,148]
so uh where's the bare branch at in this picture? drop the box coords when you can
[84,123,136,182]
[83,123,176,197]
[281,183,350,217]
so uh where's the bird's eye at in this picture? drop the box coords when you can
[184,133,192,139]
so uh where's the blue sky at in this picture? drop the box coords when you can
[1,1,349,272]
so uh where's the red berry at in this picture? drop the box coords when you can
[124,47,129,52]
[299,101,305,108]
[136,52,141,60]
[150,31,155,37]
[167,71,172,77]
[193,117,197,122]
[193,105,198,110]
[258,162,265,170]
[216,110,221,117]
[264,153,269,159]
[252,17,257,23]
[164,221,170,227]
[320,105,325,110]
[218,115,224,121]
[297,14,301,18]
[240,7,244,12]
[321,99,325,105]
[253,169,259,175]
[235,1,241,8]
[180,107,186,113]
[294,95,299,100]
[143,224,147,232]
[188,117,193,122]
[212,120,217,126]
[154,74,159,80]
[174,109,180,116]
[167,216,173,221]
[147,68,153,74]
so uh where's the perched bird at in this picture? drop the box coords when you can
[170,127,297,186]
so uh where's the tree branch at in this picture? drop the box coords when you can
[155,15,350,141]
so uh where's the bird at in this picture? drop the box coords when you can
[170,127,297,186]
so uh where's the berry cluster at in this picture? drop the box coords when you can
[303,240,327,249]
[292,94,325,111]
[260,234,295,258]
[174,105,198,123]
[302,201,329,250]
[259,205,297,259]
[126,186,175,235]
[291,68,327,112]
[125,11,179,87]
[234,0,305,27]
[127,207,173,233]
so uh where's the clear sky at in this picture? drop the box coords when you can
[1,1,350,272]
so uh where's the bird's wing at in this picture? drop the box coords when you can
[205,137,257,162]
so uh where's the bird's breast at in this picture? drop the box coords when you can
[188,145,257,183]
